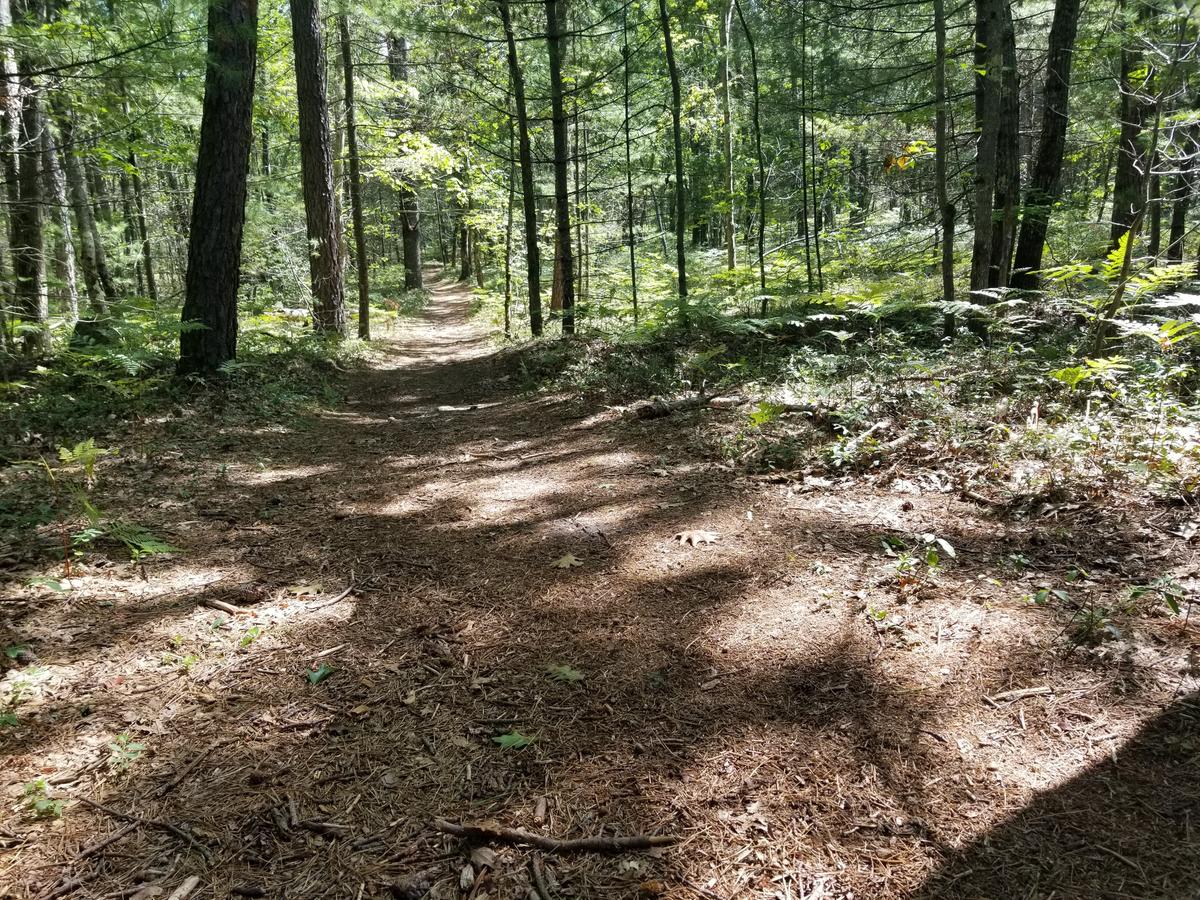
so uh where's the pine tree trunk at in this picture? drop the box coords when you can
[0,0,23,330]
[41,120,79,322]
[934,0,956,334]
[545,0,574,332]
[969,0,1004,304]
[988,0,1019,288]
[291,0,346,333]
[177,0,258,376]
[498,0,541,334]
[1011,0,1081,289]
[1110,2,1150,248]
[383,35,423,292]
[13,72,47,353]
[720,0,735,271]
[54,109,108,312]
[621,2,639,323]
[659,0,687,326]
[734,0,765,308]
[1166,124,1196,262]
[339,14,370,340]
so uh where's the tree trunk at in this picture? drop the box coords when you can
[291,0,346,333]
[1011,0,1081,289]
[935,0,956,334]
[733,0,765,307]
[339,14,370,340]
[1110,2,1150,248]
[621,2,639,323]
[988,0,1019,288]
[659,0,687,326]
[0,0,19,327]
[385,34,423,291]
[41,120,79,322]
[545,0,574,332]
[1148,171,1162,258]
[969,0,1004,306]
[54,109,111,312]
[1166,125,1196,262]
[14,72,47,353]
[719,0,735,271]
[177,0,258,376]
[498,0,541,334]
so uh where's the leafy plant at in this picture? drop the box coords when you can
[23,780,63,819]
[239,625,262,649]
[492,730,535,750]
[1131,576,1189,616]
[307,662,335,684]
[107,733,146,770]
[546,664,586,684]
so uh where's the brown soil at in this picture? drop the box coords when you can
[2,278,1199,900]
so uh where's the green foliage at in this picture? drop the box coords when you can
[23,780,63,819]
[546,664,586,684]
[492,730,535,750]
[107,733,146,770]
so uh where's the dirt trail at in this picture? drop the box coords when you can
[2,278,1198,900]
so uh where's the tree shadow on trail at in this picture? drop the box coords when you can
[913,690,1200,900]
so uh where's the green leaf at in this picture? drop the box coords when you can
[0,713,18,727]
[492,730,534,750]
[26,576,68,593]
[307,662,336,685]
[546,664,585,684]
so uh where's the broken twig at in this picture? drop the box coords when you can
[432,818,677,853]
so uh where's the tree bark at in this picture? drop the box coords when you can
[291,0,346,333]
[988,0,1019,287]
[734,0,765,309]
[339,14,370,340]
[177,0,258,376]
[1110,1,1150,248]
[385,34,423,291]
[659,0,687,326]
[545,0,574,332]
[1166,125,1196,262]
[719,0,735,271]
[41,120,79,321]
[54,109,111,312]
[621,2,639,323]
[498,0,541,334]
[13,71,47,353]
[935,0,956,334]
[1010,0,1081,289]
[969,0,1004,305]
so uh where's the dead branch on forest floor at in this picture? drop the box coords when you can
[432,818,678,853]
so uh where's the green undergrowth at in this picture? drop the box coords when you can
[0,298,367,463]
[496,284,1200,502]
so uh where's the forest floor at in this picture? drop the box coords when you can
[2,276,1199,900]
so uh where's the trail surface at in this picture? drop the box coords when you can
[3,278,1197,900]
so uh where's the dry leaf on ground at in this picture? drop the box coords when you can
[674,529,719,547]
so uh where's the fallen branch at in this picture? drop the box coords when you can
[984,685,1052,706]
[153,739,228,798]
[73,821,138,860]
[432,818,677,853]
[202,598,245,616]
[77,797,209,859]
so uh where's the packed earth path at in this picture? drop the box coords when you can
[2,277,1198,900]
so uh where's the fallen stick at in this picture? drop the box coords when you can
[202,598,245,616]
[984,685,1052,706]
[432,818,677,853]
[73,821,138,860]
[78,797,209,859]
[166,876,200,900]
[153,739,228,798]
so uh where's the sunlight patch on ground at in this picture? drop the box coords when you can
[234,463,338,486]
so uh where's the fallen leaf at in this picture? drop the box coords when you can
[307,663,336,685]
[492,730,534,750]
[551,553,584,569]
[546,664,585,684]
[674,529,719,547]
[471,846,496,869]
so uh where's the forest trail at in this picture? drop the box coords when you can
[3,277,1198,900]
